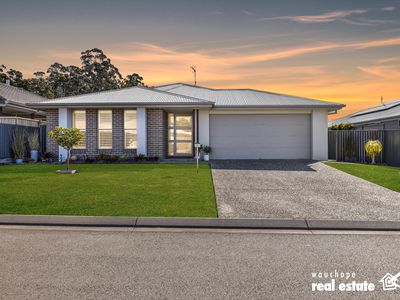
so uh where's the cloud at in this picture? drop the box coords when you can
[242,10,255,16]
[358,65,400,79]
[259,9,368,23]
[382,6,396,11]
[209,10,224,16]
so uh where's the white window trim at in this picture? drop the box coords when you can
[72,110,86,149]
[124,109,137,149]
[98,110,113,149]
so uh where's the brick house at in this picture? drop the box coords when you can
[30,83,344,160]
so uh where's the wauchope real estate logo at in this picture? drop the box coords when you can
[311,270,400,293]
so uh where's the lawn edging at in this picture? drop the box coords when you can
[2,215,400,231]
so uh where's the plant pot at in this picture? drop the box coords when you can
[30,150,39,162]
[203,154,210,161]
[15,158,24,164]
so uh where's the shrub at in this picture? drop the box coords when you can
[41,152,57,162]
[48,127,83,170]
[28,130,40,151]
[331,123,355,130]
[365,140,383,164]
[12,128,25,159]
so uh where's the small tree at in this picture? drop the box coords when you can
[365,140,383,165]
[48,127,83,170]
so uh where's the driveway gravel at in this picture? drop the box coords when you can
[211,160,400,220]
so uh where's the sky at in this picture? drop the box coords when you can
[1,0,400,120]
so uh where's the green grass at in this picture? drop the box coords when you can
[325,162,400,193]
[0,164,217,217]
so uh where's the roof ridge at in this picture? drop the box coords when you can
[147,86,213,103]
[156,82,343,106]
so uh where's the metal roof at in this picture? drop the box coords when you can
[32,86,213,108]
[330,99,400,125]
[0,83,47,104]
[156,83,344,110]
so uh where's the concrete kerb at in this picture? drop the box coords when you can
[1,215,400,231]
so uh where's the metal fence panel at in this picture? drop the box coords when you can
[0,121,43,159]
[384,130,400,166]
[328,130,399,166]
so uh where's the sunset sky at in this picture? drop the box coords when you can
[1,0,399,120]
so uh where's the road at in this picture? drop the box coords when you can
[1,226,400,299]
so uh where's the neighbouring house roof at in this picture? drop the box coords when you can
[156,83,344,110]
[330,99,400,126]
[30,86,214,108]
[0,83,47,116]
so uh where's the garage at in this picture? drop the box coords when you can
[210,114,311,159]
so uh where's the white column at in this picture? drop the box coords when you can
[198,110,210,146]
[58,108,71,162]
[311,109,328,160]
[136,107,147,156]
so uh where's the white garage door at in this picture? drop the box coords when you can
[210,114,311,159]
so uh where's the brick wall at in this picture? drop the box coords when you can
[147,108,166,158]
[45,109,59,156]
[45,108,165,159]
[71,109,136,159]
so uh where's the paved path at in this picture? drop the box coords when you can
[0,226,400,299]
[212,160,400,220]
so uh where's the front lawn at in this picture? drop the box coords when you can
[0,164,217,217]
[325,162,400,193]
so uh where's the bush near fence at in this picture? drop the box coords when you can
[328,130,400,166]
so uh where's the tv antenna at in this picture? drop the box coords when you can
[190,66,197,86]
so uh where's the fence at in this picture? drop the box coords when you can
[328,130,400,166]
[0,117,46,159]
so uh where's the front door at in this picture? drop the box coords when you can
[168,113,193,156]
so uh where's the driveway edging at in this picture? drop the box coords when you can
[1,215,400,231]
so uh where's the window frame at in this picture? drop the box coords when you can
[124,109,137,149]
[98,110,113,149]
[167,113,193,157]
[72,110,86,149]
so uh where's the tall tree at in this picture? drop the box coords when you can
[2,48,144,98]
[122,73,144,87]
[80,48,123,92]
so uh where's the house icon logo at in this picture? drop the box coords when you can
[380,272,400,291]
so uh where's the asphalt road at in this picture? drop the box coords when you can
[1,226,400,300]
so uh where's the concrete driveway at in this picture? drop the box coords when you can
[211,160,400,220]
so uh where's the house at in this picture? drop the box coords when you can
[330,99,400,130]
[0,82,46,119]
[29,83,344,161]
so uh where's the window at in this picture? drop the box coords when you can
[72,110,86,149]
[98,110,113,149]
[124,110,137,149]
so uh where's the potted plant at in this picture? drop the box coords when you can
[202,146,212,161]
[12,128,25,164]
[28,130,40,162]
[365,140,383,165]
[48,127,83,173]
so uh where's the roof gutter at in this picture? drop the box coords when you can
[4,100,46,115]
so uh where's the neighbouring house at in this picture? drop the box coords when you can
[330,99,400,130]
[0,82,47,119]
[29,83,344,161]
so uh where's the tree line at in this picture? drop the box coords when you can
[0,48,144,99]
